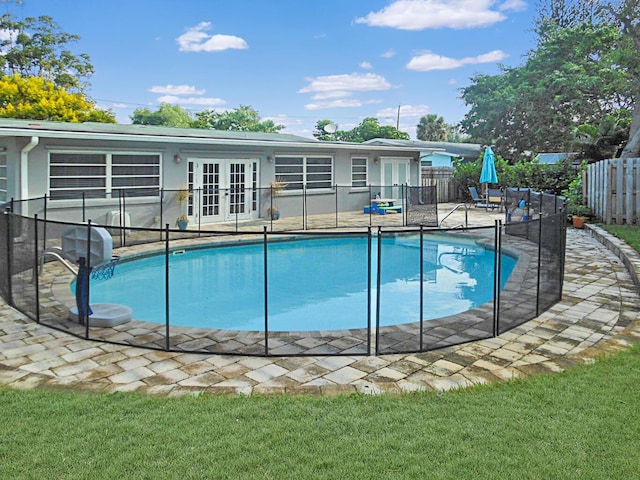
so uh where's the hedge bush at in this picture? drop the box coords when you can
[453,155,579,201]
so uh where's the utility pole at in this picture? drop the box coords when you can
[396,105,401,130]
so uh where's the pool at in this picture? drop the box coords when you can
[84,234,516,332]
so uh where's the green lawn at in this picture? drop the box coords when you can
[601,224,640,252]
[1,344,639,479]
[1,223,639,479]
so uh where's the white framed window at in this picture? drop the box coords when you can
[111,154,161,197]
[274,155,333,191]
[351,157,368,188]
[0,154,7,203]
[49,152,106,200]
[49,151,160,200]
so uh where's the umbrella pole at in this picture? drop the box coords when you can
[484,183,488,211]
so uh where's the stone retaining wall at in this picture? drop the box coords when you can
[585,224,640,294]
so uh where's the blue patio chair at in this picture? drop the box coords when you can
[468,186,489,208]
[469,186,501,210]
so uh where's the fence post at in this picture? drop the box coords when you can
[160,188,164,242]
[368,185,373,226]
[269,184,274,232]
[263,226,269,356]
[197,188,202,234]
[402,184,406,226]
[367,226,372,355]
[165,223,170,351]
[4,211,12,307]
[419,226,424,351]
[375,226,382,355]
[121,190,127,247]
[303,185,307,230]
[34,215,40,324]
[335,184,338,229]
[536,212,543,317]
[84,220,92,340]
[493,220,502,337]
[43,194,48,251]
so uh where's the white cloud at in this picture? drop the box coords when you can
[355,0,506,30]
[0,28,17,42]
[304,99,365,110]
[406,49,507,71]
[149,84,206,95]
[311,91,353,100]
[407,52,463,71]
[382,49,396,58]
[377,104,431,120]
[157,95,227,106]
[264,114,303,128]
[0,28,18,54]
[472,50,508,63]
[499,0,527,12]
[177,22,248,52]
[360,61,373,69]
[447,78,458,85]
[299,73,392,94]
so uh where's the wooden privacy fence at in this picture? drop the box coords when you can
[586,158,640,225]
[421,166,457,203]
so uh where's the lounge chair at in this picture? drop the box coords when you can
[468,186,501,210]
[488,188,503,209]
[469,186,490,208]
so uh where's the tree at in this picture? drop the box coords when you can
[0,13,94,92]
[312,120,338,140]
[192,105,284,132]
[416,114,449,141]
[131,103,194,127]
[314,117,409,142]
[611,0,640,157]
[460,21,631,159]
[0,73,115,122]
[533,0,607,44]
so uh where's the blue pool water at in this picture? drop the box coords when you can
[84,234,516,331]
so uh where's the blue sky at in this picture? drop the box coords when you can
[10,0,536,138]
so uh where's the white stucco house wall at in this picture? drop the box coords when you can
[0,119,434,227]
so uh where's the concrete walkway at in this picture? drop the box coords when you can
[1,221,639,396]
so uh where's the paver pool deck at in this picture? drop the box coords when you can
[1,207,639,396]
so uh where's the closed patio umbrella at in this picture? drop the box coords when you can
[480,146,498,210]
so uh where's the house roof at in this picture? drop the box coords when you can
[422,151,462,160]
[0,119,432,155]
[363,138,482,159]
[534,152,577,164]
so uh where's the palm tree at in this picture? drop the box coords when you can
[417,114,449,141]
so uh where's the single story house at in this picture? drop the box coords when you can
[0,119,434,227]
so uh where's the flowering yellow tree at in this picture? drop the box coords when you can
[0,74,116,123]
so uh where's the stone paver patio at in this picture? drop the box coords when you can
[1,207,639,396]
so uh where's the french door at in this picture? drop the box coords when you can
[380,157,411,199]
[188,159,256,224]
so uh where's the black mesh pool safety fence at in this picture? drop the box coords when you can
[1,190,566,356]
[3,185,441,240]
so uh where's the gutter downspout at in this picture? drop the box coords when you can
[20,136,39,202]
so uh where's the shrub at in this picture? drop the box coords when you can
[453,154,580,200]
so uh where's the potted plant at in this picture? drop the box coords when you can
[174,188,191,230]
[568,203,591,228]
[267,179,285,220]
[562,165,590,228]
